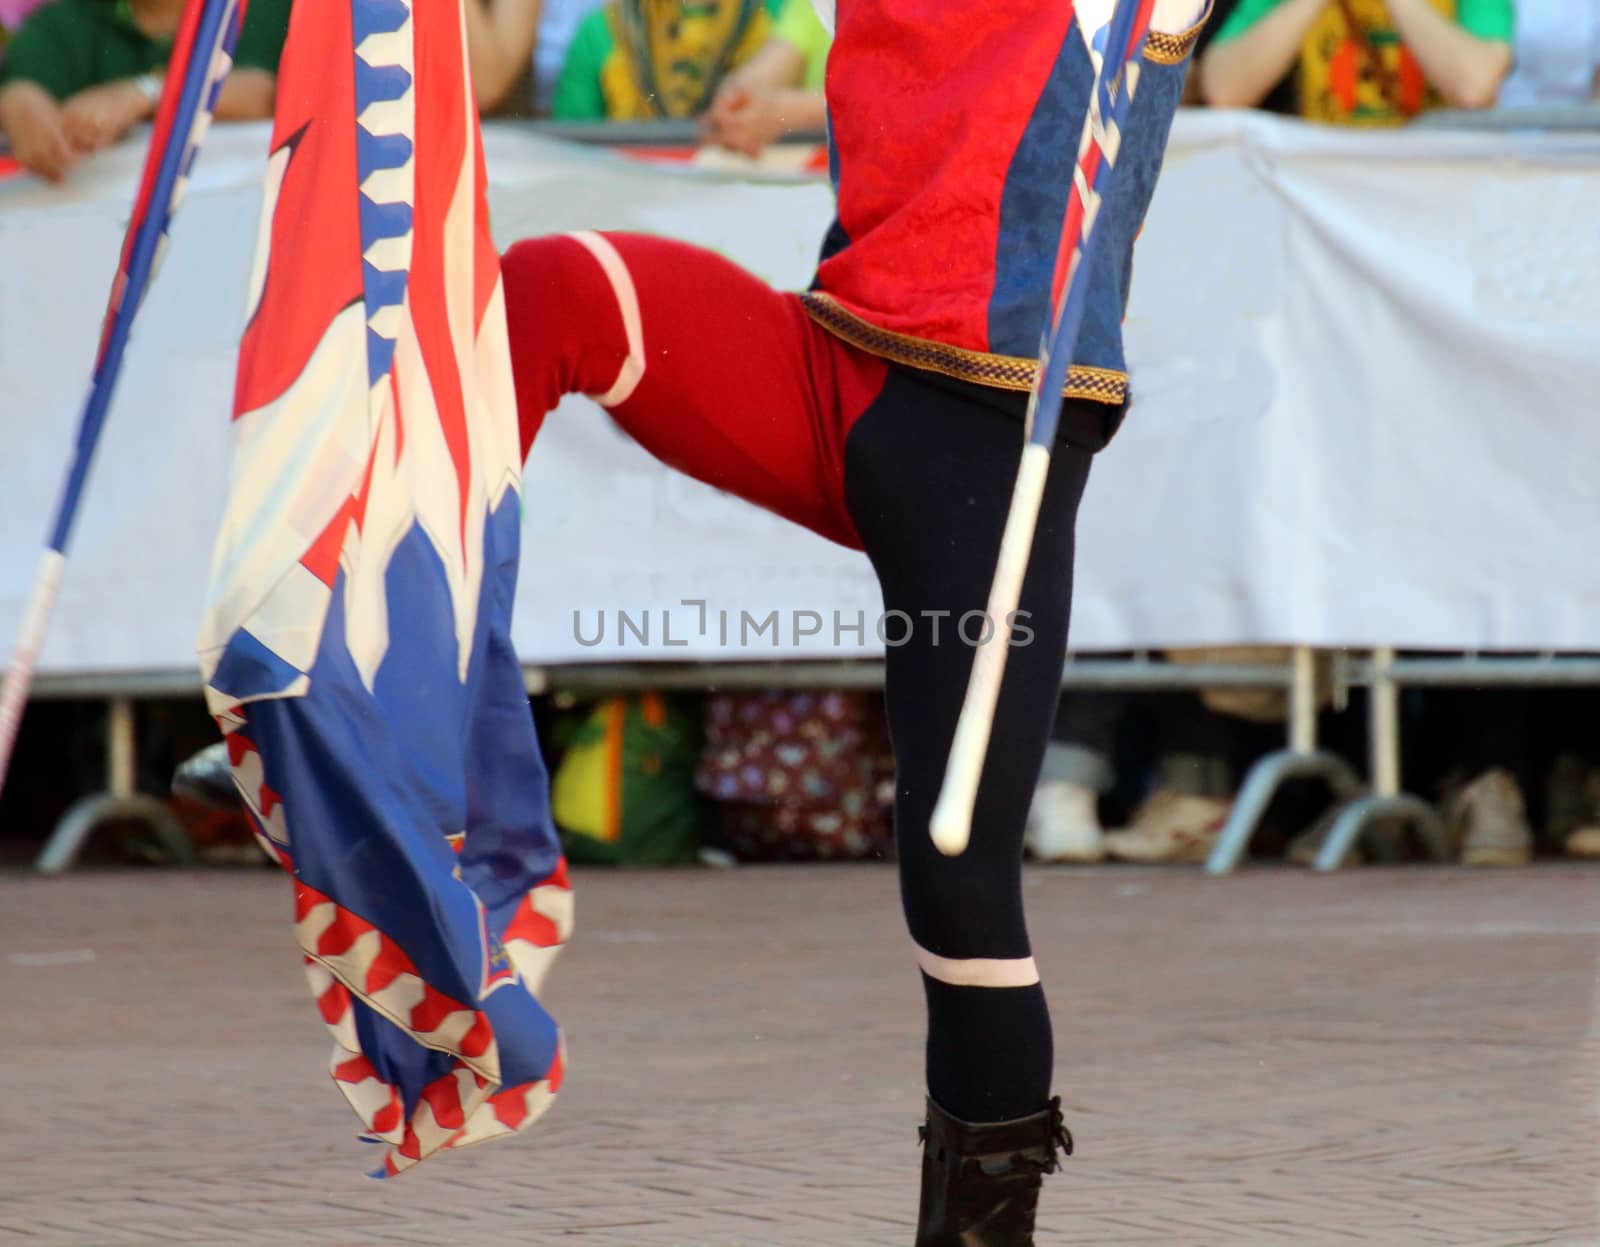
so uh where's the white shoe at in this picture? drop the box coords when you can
[1452,768,1532,867]
[1025,780,1105,863]
[1102,790,1230,864]
[1566,827,1600,859]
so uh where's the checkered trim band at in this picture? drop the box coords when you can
[799,293,1128,405]
[1143,0,1213,65]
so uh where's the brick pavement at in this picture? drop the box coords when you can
[0,864,1596,1246]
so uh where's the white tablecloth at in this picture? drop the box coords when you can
[2,112,1599,675]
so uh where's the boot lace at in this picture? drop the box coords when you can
[1011,1097,1074,1175]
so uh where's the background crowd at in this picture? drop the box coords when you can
[5,0,1597,179]
[1,0,1597,869]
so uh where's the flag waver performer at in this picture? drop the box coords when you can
[198,0,568,1178]
[199,0,1207,1233]
[497,0,1208,1238]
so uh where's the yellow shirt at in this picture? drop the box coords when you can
[1298,0,1453,123]
[1213,0,1514,125]
[600,0,773,119]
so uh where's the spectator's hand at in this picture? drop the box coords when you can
[212,69,277,121]
[701,85,788,158]
[61,80,153,153]
[0,82,78,183]
[465,0,542,113]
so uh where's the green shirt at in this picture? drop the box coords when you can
[0,0,293,98]
[553,0,782,121]
[552,8,612,119]
[1211,0,1513,123]
[1213,0,1514,44]
[773,0,828,91]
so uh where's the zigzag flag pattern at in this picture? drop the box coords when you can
[355,0,415,388]
[197,0,570,1176]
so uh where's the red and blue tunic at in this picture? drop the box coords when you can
[801,0,1209,405]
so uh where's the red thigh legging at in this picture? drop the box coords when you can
[503,231,884,547]
[503,233,1095,1123]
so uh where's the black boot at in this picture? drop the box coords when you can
[915,1096,1072,1246]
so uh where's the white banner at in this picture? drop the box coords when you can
[2,112,1599,676]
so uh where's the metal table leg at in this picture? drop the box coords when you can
[1206,647,1362,874]
[1311,647,1448,871]
[1205,748,1363,874]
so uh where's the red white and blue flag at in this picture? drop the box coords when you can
[197,0,569,1176]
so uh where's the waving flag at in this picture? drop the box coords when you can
[0,0,246,798]
[197,0,570,1176]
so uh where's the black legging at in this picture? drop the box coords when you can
[844,367,1097,1122]
[504,233,1103,1123]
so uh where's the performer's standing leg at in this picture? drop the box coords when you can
[844,373,1098,1245]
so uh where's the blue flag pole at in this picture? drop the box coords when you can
[930,0,1159,855]
[0,0,245,798]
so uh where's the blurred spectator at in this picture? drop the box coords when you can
[696,690,894,862]
[465,0,543,115]
[1411,695,1531,866]
[1200,0,1513,122]
[1182,0,1297,108]
[549,692,706,866]
[0,0,291,182]
[1030,690,1234,864]
[1031,648,1345,865]
[1547,750,1600,860]
[1410,687,1600,865]
[1497,0,1600,106]
[700,0,827,156]
[0,0,48,44]
[532,0,606,114]
[553,0,775,121]
[1447,770,1532,865]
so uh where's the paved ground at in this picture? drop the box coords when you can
[1,863,1596,1247]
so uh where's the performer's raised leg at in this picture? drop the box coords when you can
[501,230,885,548]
